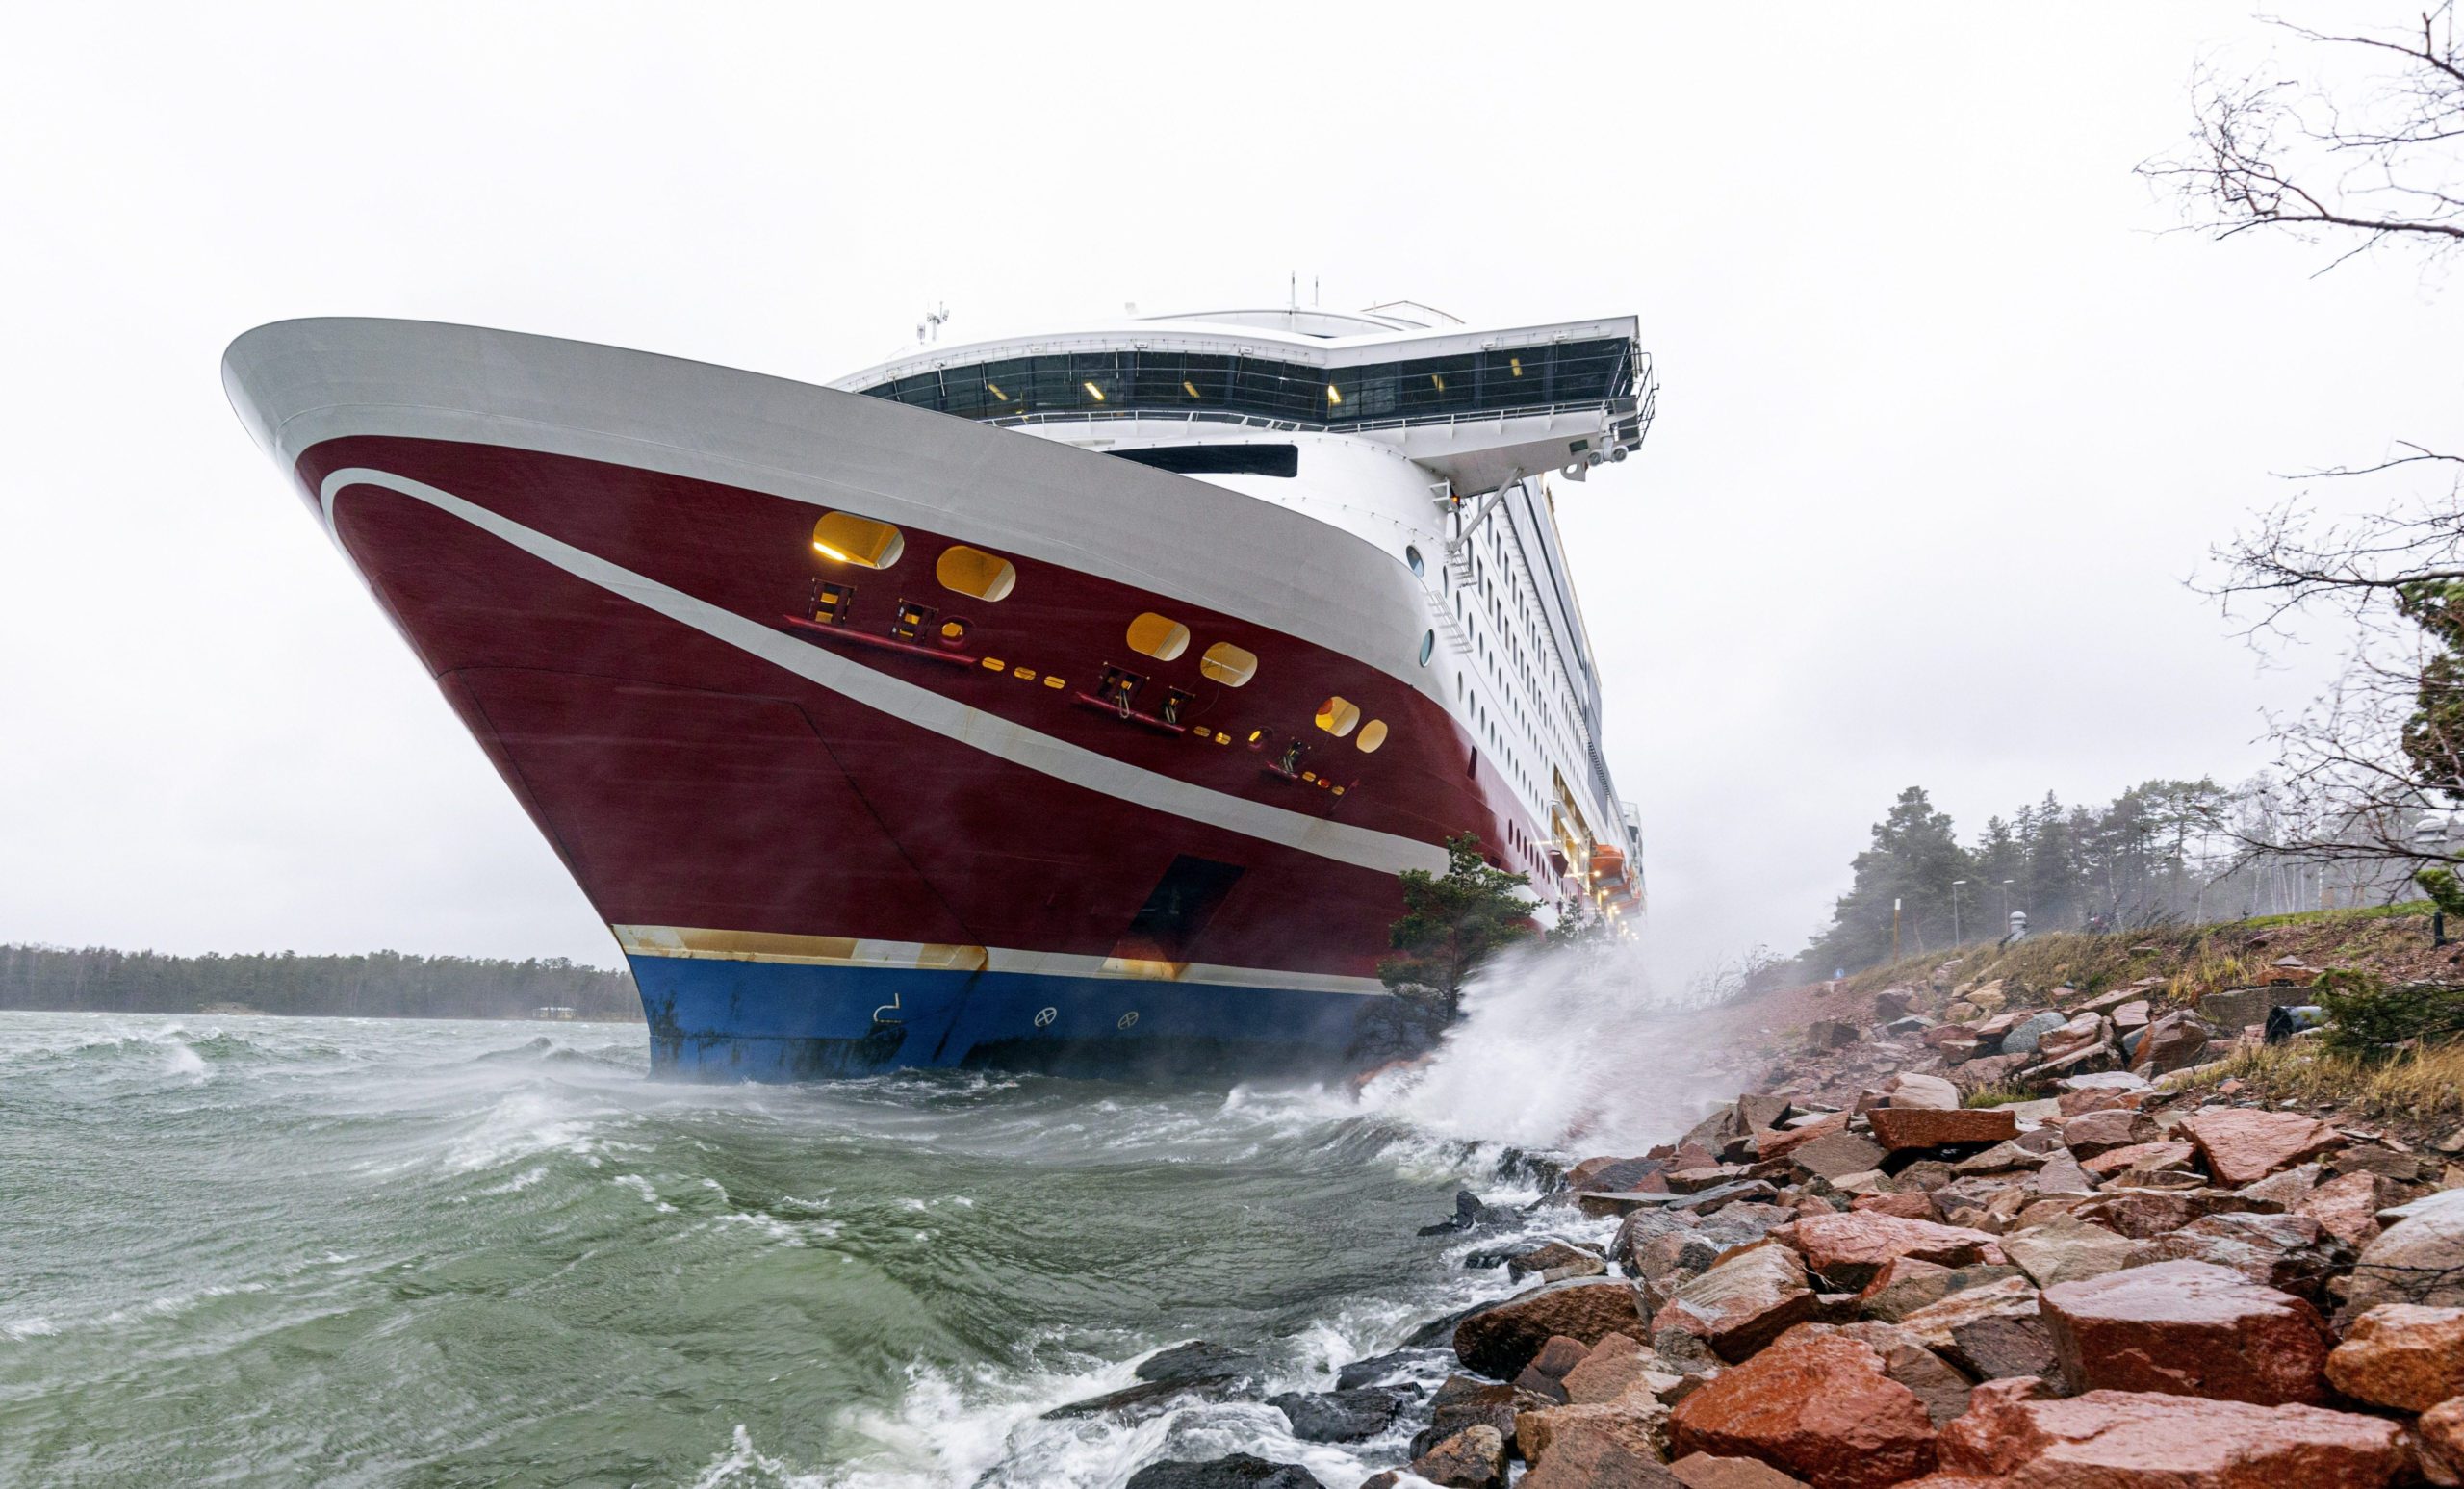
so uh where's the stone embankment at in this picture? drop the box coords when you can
[1124,959,2464,1489]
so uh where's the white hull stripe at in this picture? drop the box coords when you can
[321,467,1450,880]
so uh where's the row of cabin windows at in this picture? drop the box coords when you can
[814,511,1387,753]
[860,339,1634,427]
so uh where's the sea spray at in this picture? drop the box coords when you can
[1369,936,1735,1154]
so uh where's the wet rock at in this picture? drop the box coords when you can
[1849,1191,1936,1220]
[2180,1107,2344,1188]
[2323,1303,2464,1411]
[2032,1012,2109,1064]
[2330,1142,2428,1183]
[1948,1141,2045,1178]
[1270,1386,1415,1443]
[1668,1454,1809,1488]
[1125,1454,1328,1489]
[1779,1211,2005,1291]
[2297,1171,2413,1250]
[1046,1341,1268,1418]
[2031,1153,2093,1195]
[1866,1108,2018,1151]
[2125,1211,2354,1303]
[1417,1375,1553,1458]
[2039,1258,2332,1404]
[1335,1346,1443,1390]
[1653,1243,1817,1363]
[1998,1214,2139,1289]
[1424,1189,1527,1235]
[2345,1190,2464,1313]
[1455,1281,1647,1380]
[1666,1331,1938,1489]
[1737,1094,1795,1132]
[1413,1424,1508,1489]
[2074,1188,2264,1240]
[1921,1378,2410,1488]
[1570,1157,1674,1194]
[1138,1340,1265,1383]
[1512,1243,1613,1282]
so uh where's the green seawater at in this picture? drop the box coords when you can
[0,1012,1568,1488]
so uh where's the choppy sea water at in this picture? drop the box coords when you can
[0,974,1708,1489]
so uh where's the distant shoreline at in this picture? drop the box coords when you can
[1,943,643,1023]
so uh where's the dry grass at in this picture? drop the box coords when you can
[2161,949,2255,1007]
[1962,1081,2037,1109]
[2170,1040,2464,1128]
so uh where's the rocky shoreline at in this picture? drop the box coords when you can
[1101,958,2464,1488]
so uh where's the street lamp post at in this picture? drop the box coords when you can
[1952,880,1967,944]
[1998,880,2015,922]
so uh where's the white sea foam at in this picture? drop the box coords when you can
[1369,937,1730,1154]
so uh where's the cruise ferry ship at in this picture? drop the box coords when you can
[221,303,1652,1079]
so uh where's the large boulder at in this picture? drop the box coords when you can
[1786,1132,1889,1182]
[2129,1011,2209,1074]
[1892,1275,2042,1359]
[2079,1141,2196,1181]
[1779,1212,2005,1291]
[2179,1108,2343,1188]
[1456,1281,1647,1379]
[2074,1188,2268,1240]
[1914,1377,2410,1488]
[2323,1304,2464,1412]
[1666,1332,1938,1489]
[2038,1259,2332,1404]
[1124,1455,1327,1489]
[1874,1073,1963,1111]
[2346,1189,2464,1313]
[1652,1243,1818,1363]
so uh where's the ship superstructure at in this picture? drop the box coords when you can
[223,302,1652,1078]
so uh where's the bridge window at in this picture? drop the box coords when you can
[936,545,1016,602]
[1199,642,1257,687]
[856,338,1633,428]
[1357,720,1389,754]
[1314,696,1360,738]
[1127,612,1190,661]
[811,512,904,569]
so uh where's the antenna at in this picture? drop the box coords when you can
[1288,271,1296,310]
[915,303,949,345]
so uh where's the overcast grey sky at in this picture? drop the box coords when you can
[3,4,2451,981]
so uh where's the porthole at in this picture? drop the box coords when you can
[1405,545,1425,577]
[811,511,905,569]
[936,545,1016,602]
[1200,641,1257,687]
[1314,696,1361,738]
[1419,630,1435,667]
[1127,612,1191,661]
[1357,720,1389,754]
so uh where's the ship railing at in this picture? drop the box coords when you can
[979,395,1644,443]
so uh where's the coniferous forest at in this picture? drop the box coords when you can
[0,944,642,1020]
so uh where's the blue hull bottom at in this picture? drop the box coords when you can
[630,955,1403,1082]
